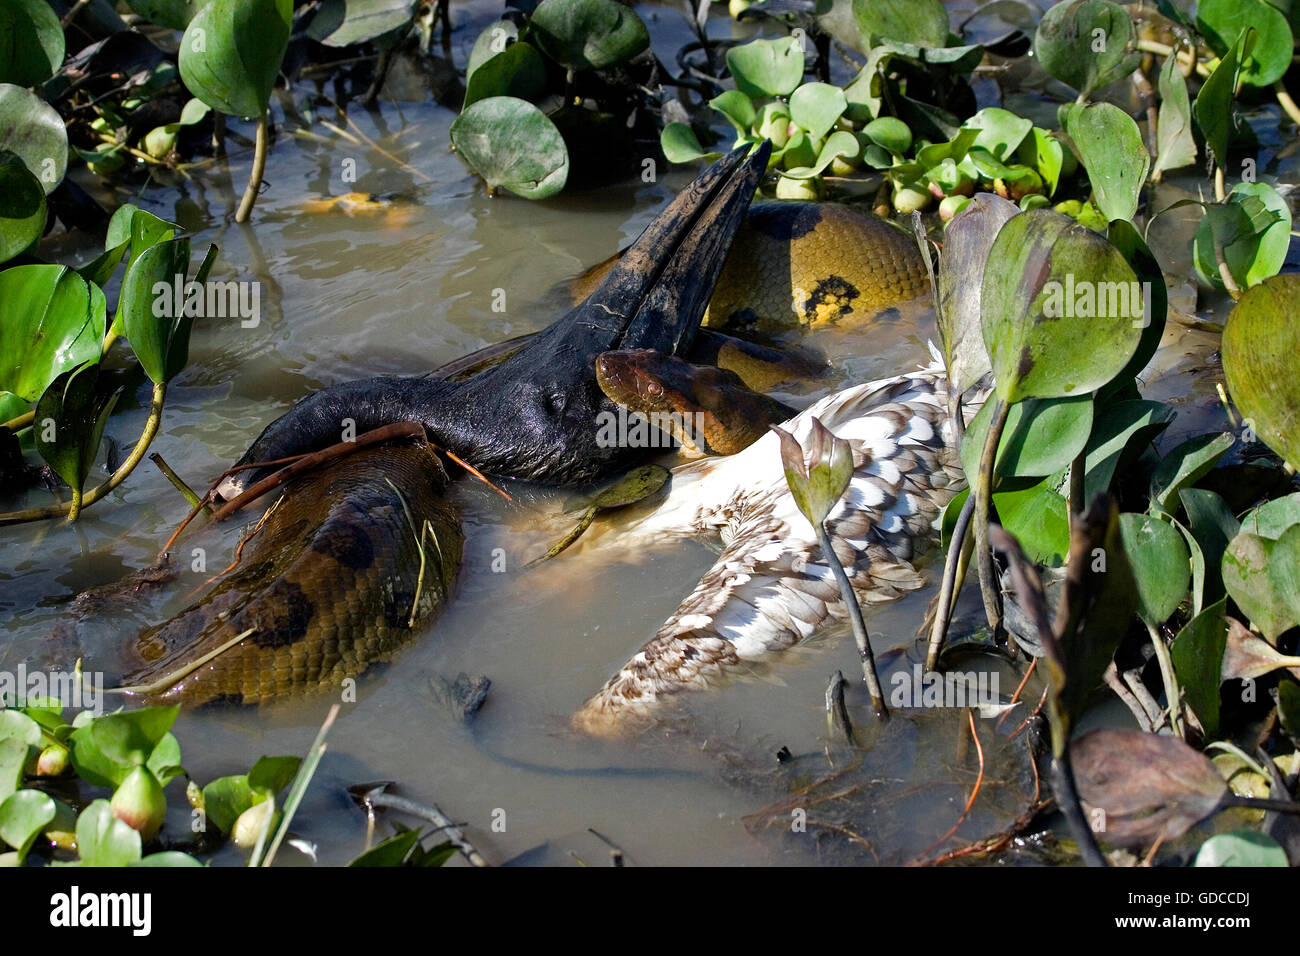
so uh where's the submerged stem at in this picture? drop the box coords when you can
[815,522,887,719]
[235,112,269,223]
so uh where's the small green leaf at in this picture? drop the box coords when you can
[68,707,180,789]
[463,40,546,108]
[963,107,1032,162]
[1149,432,1235,514]
[1194,830,1288,866]
[852,0,949,48]
[247,755,301,797]
[0,84,67,194]
[1080,399,1174,500]
[119,237,197,384]
[1033,0,1140,96]
[1151,53,1196,178]
[709,90,757,134]
[0,789,56,863]
[201,775,255,834]
[179,0,292,117]
[307,0,417,48]
[450,97,569,199]
[1062,103,1149,223]
[961,394,1093,481]
[75,800,142,867]
[1017,128,1064,196]
[348,829,421,866]
[1194,183,1292,292]
[1194,27,1255,169]
[1222,525,1300,641]
[0,0,64,86]
[862,117,911,156]
[33,363,123,499]
[0,150,45,263]
[1198,0,1292,87]
[1170,599,1227,738]
[726,37,804,99]
[1119,512,1190,626]
[660,123,717,164]
[788,83,846,142]
[528,0,649,71]
[0,265,106,402]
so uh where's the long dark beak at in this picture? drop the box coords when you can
[559,141,771,358]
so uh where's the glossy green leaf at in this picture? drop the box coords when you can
[451,97,568,199]
[1198,0,1292,87]
[945,479,1072,566]
[1017,128,1064,196]
[307,0,417,47]
[1181,489,1239,610]
[202,774,256,834]
[961,394,1093,481]
[0,0,64,86]
[1194,27,1254,169]
[0,150,45,264]
[1151,53,1196,179]
[33,364,123,498]
[1033,0,1140,96]
[1080,399,1173,500]
[0,84,66,194]
[1171,599,1227,738]
[528,0,649,71]
[0,789,56,863]
[660,122,718,164]
[1119,512,1190,626]
[119,237,199,384]
[463,39,546,108]
[725,37,803,99]
[134,850,204,866]
[709,90,757,134]
[1222,278,1300,472]
[981,209,1143,402]
[1238,492,1300,540]
[0,740,26,804]
[179,0,292,117]
[349,828,421,866]
[963,107,1032,162]
[1194,830,1288,866]
[852,0,949,48]
[68,707,180,789]
[779,130,858,180]
[1222,525,1300,641]
[75,800,142,867]
[789,83,846,142]
[1149,432,1234,514]
[247,755,300,797]
[0,265,106,402]
[862,117,911,156]
[126,0,202,30]
[1062,103,1149,224]
[1104,219,1166,388]
[1194,183,1291,292]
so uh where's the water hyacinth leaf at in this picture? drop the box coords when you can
[1062,103,1149,224]
[75,800,142,867]
[1033,0,1139,96]
[0,150,45,264]
[981,209,1143,402]
[851,0,949,48]
[202,774,256,833]
[179,0,292,117]
[451,97,568,199]
[247,755,301,797]
[0,84,67,194]
[0,740,26,804]
[789,83,846,142]
[1194,27,1254,169]
[528,0,649,71]
[780,131,858,180]
[1149,432,1234,513]
[1152,53,1196,179]
[709,90,757,135]
[307,0,417,47]
[1194,184,1291,292]
[1181,489,1239,609]
[349,828,422,866]
[948,479,1072,565]
[963,108,1032,162]
[592,464,668,508]
[119,237,196,384]
[1171,599,1228,738]
[659,123,718,164]
[1071,728,1228,848]
[106,204,178,269]
[1118,512,1189,626]
[1197,0,1292,88]
[33,364,123,500]
[68,707,180,789]
[936,193,1016,392]
[725,37,803,99]
[0,0,63,86]
[1239,492,1300,539]
[862,117,910,156]
[916,127,978,169]
[0,265,106,402]
[1222,277,1300,470]
[1222,527,1300,642]
[134,850,204,866]
[145,732,184,787]
[961,394,1093,481]
[0,391,26,424]
[463,40,546,108]
[1195,830,1289,867]
[0,710,40,750]
[1017,128,1063,196]
[756,102,792,148]
[1081,399,1174,500]
[467,21,518,78]
[0,789,56,863]
[126,0,202,30]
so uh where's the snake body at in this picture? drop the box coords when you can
[121,445,462,705]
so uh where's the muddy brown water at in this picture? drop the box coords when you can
[0,1,1265,865]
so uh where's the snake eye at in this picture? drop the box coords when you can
[647,381,664,398]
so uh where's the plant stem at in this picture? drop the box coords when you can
[1214,241,1242,300]
[925,491,975,670]
[1146,620,1184,738]
[0,382,166,526]
[815,522,888,719]
[1051,756,1108,867]
[974,396,1010,632]
[149,453,206,510]
[235,112,269,223]
[2,409,34,433]
[1275,80,1300,129]
[1213,164,1226,203]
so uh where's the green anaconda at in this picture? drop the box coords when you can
[118,444,461,706]
[569,202,929,333]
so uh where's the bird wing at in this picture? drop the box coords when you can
[573,371,963,736]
